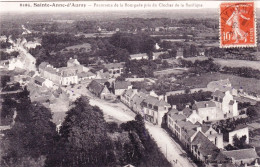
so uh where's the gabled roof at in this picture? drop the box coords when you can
[153,51,167,59]
[143,95,170,108]
[193,101,216,109]
[167,108,179,117]
[201,125,211,133]
[131,94,145,106]
[34,76,45,84]
[114,81,131,89]
[78,71,95,78]
[182,107,193,117]
[192,131,219,156]
[88,80,105,95]
[168,113,186,122]
[222,148,259,160]
[232,124,248,131]
[123,89,137,97]
[39,62,49,69]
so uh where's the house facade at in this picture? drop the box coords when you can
[87,80,111,99]
[142,96,170,125]
[104,62,125,78]
[39,58,88,86]
[129,53,149,60]
[113,81,132,96]
[228,125,249,145]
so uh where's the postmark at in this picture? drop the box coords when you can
[220,2,256,48]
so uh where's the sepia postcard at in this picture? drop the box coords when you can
[0,1,260,167]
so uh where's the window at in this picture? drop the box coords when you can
[209,131,212,135]
[207,116,209,121]
[148,104,153,109]
[154,106,158,111]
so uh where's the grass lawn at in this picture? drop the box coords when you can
[184,56,260,70]
[177,72,260,94]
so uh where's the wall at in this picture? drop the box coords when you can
[229,127,249,145]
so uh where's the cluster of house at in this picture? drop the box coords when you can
[39,58,93,86]
[120,89,170,126]
[167,106,259,166]
[164,79,260,166]
[0,37,37,71]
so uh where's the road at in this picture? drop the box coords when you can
[67,84,197,167]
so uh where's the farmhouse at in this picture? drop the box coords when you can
[104,62,125,78]
[39,58,89,86]
[87,80,111,99]
[129,53,148,60]
[142,95,170,126]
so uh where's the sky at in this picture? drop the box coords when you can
[0,1,259,13]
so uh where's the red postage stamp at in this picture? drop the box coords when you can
[220,2,256,48]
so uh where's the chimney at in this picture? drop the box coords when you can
[165,95,168,103]
[172,105,177,109]
[196,127,202,132]
[186,104,190,108]
[205,103,209,107]
[218,128,221,134]
[158,95,164,101]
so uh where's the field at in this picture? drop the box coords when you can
[177,72,260,94]
[62,43,91,52]
[154,68,188,76]
[184,56,260,70]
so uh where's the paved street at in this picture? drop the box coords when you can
[66,84,197,167]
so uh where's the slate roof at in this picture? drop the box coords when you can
[182,107,193,117]
[114,81,131,89]
[167,108,179,117]
[143,95,170,108]
[88,80,105,95]
[39,62,49,69]
[201,125,211,133]
[168,113,186,122]
[123,89,137,97]
[193,101,216,109]
[78,71,95,78]
[131,94,145,107]
[153,51,167,59]
[192,132,219,156]
[34,76,45,84]
[232,124,248,131]
[222,148,259,160]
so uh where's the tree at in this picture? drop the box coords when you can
[246,106,258,118]
[1,90,57,167]
[46,96,114,167]
[162,60,169,69]
[233,135,251,149]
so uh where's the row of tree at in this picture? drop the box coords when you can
[167,91,212,110]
